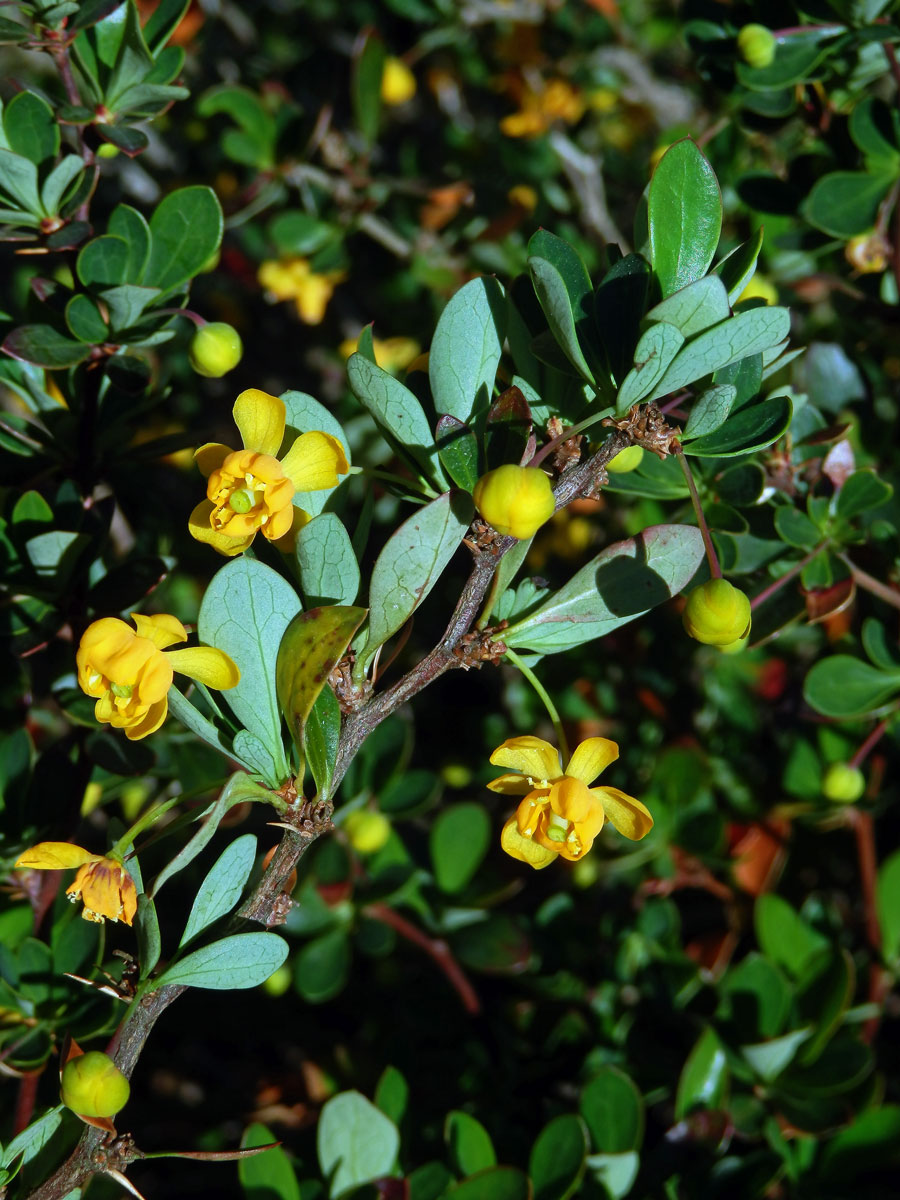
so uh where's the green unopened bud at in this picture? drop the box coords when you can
[822,763,865,804]
[61,1051,130,1118]
[682,578,751,646]
[262,963,293,997]
[96,143,120,160]
[473,464,555,540]
[189,322,243,378]
[737,24,776,69]
[607,445,644,474]
[344,810,391,855]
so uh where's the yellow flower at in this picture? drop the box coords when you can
[188,389,349,556]
[77,613,240,740]
[258,257,346,324]
[488,736,653,869]
[500,78,584,139]
[15,844,138,924]
[338,334,421,374]
[737,275,778,305]
[507,184,538,211]
[381,57,417,106]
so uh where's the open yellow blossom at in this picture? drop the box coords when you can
[189,389,349,556]
[338,334,421,374]
[258,257,346,324]
[15,844,137,924]
[77,613,240,740]
[500,78,585,139]
[488,735,653,869]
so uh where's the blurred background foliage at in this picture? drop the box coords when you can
[2,0,900,1198]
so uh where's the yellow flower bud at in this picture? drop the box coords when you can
[737,24,776,69]
[473,465,555,540]
[607,446,644,473]
[344,810,391,855]
[822,763,865,804]
[262,964,293,997]
[61,1052,130,1118]
[189,322,243,378]
[381,57,416,106]
[737,275,778,306]
[682,579,751,646]
[845,232,890,274]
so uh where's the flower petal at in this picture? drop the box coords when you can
[270,505,311,554]
[566,737,619,784]
[280,431,349,492]
[123,698,168,740]
[548,777,597,824]
[233,389,286,457]
[194,442,232,478]
[131,613,187,650]
[486,773,543,796]
[489,736,562,783]
[500,816,557,869]
[16,842,98,870]
[594,787,654,841]
[165,645,240,690]
[189,500,254,556]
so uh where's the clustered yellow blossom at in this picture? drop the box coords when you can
[258,257,346,324]
[77,613,239,740]
[489,736,653,869]
[15,843,137,924]
[338,334,421,374]
[500,78,585,139]
[188,389,349,556]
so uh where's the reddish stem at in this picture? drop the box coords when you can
[362,903,480,1015]
[675,447,721,578]
[749,542,828,611]
[13,1071,41,1137]
[849,808,888,1043]
[849,718,891,770]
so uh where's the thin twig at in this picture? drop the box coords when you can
[838,553,900,612]
[675,447,720,579]
[750,542,829,611]
[362,903,480,1014]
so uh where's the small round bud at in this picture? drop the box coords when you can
[96,143,120,159]
[682,578,751,646]
[822,763,865,804]
[344,810,391,855]
[473,464,555,540]
[262,963,293,997]
[845,232,890,275]
[737,24,776,69]
[381,57,417,106]
[61,1052,130,1118]
[607,446,644,473]
[189,322,243,378]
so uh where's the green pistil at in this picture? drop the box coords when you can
[110,682,133,698]
[228,488,256,514]
[545,813,569,843]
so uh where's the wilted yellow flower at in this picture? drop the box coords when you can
[338,334,421,374]
[258,257,346,324]
[381,57,416,106]
[189,389,349,556]
[489,736,653,869]
[15,844,138,924]
[500,78,585,138]
[77,613,239,740]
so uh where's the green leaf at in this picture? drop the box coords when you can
[683,384,736,439]
[580,1068,644,1153]
[295,514,360,608]
[445,1111,496,1176]
[529,1114,588,1200]
[863,618,900,670]
[142,0,190,53]
[648,139,722,297]
[446,1168,530,1200]
[803,656,900,718]
[594,254,651,384]
[103,0,153,107]
[65,294,108,343]
[429,803,491,893]
[715,228,764,304]
[528,230,601,378]
[796,948,855,1064]
[684,393,792,457]
[0,1106,64,1170]
[362,491,473,664]
[198,557,302,787]
[347,352,446,490]
[232,730,281,783]
[77,234,132,287]
[876,848,900,964]
[649,307,791,400]
[1,324,91,368]
[41,157,85,217]
[646,275,730,338]
[774,505,821,548]
[166,686,235,763]
[317,1091,400,1198]
[179,834,257,948]
[145,185,224,295]
[294,928,351,1003]
[100,284,160,331]
[817,1107,900,1184]
[4,92,60,165]
[352,30,386,145]
[239,1122,301,1200]
[0,16,29,44]
[429,276,507,423]
[835,469,893,520]
[269,210,336,256]
[850,97,900,164]
[197,85,278,169]
[736,29,840,90]
[602,451,690,500]
[720,953,791,1040]
[136,893,161,980]
[375,1066,408,1126]
[740,1029,811,1082]
[0,148,41,211]
[436,414,479,492]
[276,605,366,782]
[616,322,684,412]
[503,524,705,654]
[755,894,830,978]
[804,170,896,238]
[154,932,288,990]
[675,1027,729,1119]
[305,684,341,802]
[109,202,152,278]
[529,254,595,384]
[585,1152,639,1200]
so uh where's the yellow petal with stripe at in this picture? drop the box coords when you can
[188,500,254,556]
[165,645,240,690]
[280,431,349,492]
[594,787,653,840]
[500,816,557,869]
[566,737,619,785]
[489,736,561,783]
[486,773,544,796]
[233,389,285,457]
[16,842,98,870]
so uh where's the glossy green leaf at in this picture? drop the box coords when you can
[740,1029,811,1082]
[136,893,161,980]
[352,30,386,145]
[317,1090,399,1197]
[528,230,600,382]
[0,1105,64,1169]
[1,324,91,368]
[99,283,160,331]
[503,524,705,653]
[648,139,722,297]
[601,451,691,500]
[803,656,900,718]
[77,234,132,287]
[429,803,491,893]
[755,894,829,978]
[736,29,840,90]
[804,170,896,238]
[296,514,360,607]
[580,1068,645,1153]
[720,953,791,1040]
[646,275,730,338]
[683,394,792,457]
[429,276,507,424]
[198,557,302,786]
[154,932,288,990]
[145,185,224,294]
[445,1111,496,1176]
[585,1152,639,1200]
[239,1122,300,1200]
[4,92,59,165]
[529,1114,588,1200]
[304,684,341,802]
[682,384,736,439]
[817,1107,900,1183]
[362,490,473,664]
[294,928,351,1003]
[436,414,479,492]
[65,295,108,344]
[835,469,892,520]
[675,1026,729,1119]
[374,1065,408,1126]
[108,202,152,278]
[796,948,855,1064]
[446,1168,530,1200]
[197,85,277,169]
[40,156,86,219]
[0,16,29,43]
[179,833,257,948]
[0,148,41,211]
[451,913,531,974]
[876,848,900,964]
[616,322,684,413]
[774,506,820,548]
[593,252,651,385]
[715,228,764,304]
